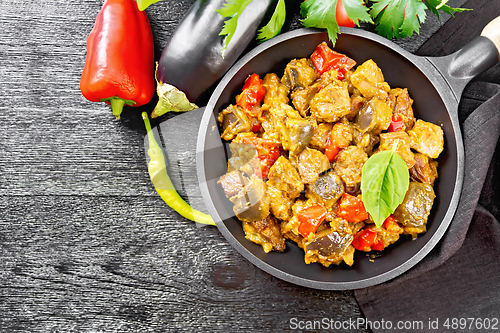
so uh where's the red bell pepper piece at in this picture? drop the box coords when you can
[236,73,266,116]
[80,0,155,119]
[310,42,356,80]
[240,136,279,179]
[371,239,385,251]
[336,193,368,223]
[297,205,328,238]
[325,145,342,162]
[324,123,352,162]
[388,113,406,132]
[250,118,262,133]
[351,228,384,251]
[351,228,377,251]
[383,215,402,234]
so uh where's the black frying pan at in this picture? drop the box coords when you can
[196,19,500,290]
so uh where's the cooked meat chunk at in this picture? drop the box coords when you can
[333,145,368,191]
[328,122,353,149]
[243,215,286,253]
[291,84,320,117]
[306,171,345,208]
[267,156,304,197]
[262,73,290,106]
[310,122,332,151]
[230,175,270,222]
[260,103,301,142]
[387,88,415,129]
[292,147,331,184]
[349,59,390,99]
[290,69,339,117]
[227,141,259,175]
[267,185,295,220]
[355,98,392,135]
[377,131,416,169]
[408,119,444,159]
[218,104,252,141]
[218,170,245,199]
[267,156,304,220]
[353,129,379,155]
[410,153,438,186]
[281,58,319,90]
[310,80,351,123]
[393,182,436,239]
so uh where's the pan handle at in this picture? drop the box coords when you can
[428,16,500,101]
[481,16,500,58]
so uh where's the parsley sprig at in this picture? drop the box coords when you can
[217,0,469,52]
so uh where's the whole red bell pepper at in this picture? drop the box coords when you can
[80,0,155,119]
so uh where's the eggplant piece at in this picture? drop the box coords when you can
[285,118,314,156]
[154,0,276,116]
[355,98,392,135]
[281,58,319,90]
[303,225,354,266]
[230,175,270,222]
[306,229,352,257]
[410,153,439,186]
[393,182,436,238]
[218,104,252,141]
[306,171,344,207]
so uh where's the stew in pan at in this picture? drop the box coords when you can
[217,42,443,267]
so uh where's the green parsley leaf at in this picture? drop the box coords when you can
[300,0,372,43]
[300,0,340,42]
[360,143,410,228]
[370,0,427,39]
[423,0,471,18]
[216,0,253,57]
[342,0,373,26]
[257,0,287,42]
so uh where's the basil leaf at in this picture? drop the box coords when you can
[360,147,409,227]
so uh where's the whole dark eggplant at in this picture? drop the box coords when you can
[153,0,276,117]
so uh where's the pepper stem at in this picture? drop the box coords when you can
[110,98,126,119]
[142,112,157,148]
[100,96,137,120]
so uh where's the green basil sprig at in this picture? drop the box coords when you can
[361,143,409,227]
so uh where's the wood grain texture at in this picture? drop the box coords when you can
[0,0,468,331]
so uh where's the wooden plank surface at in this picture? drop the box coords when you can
[0,0,468,331]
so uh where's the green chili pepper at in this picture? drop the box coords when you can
[142,112,216,226]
